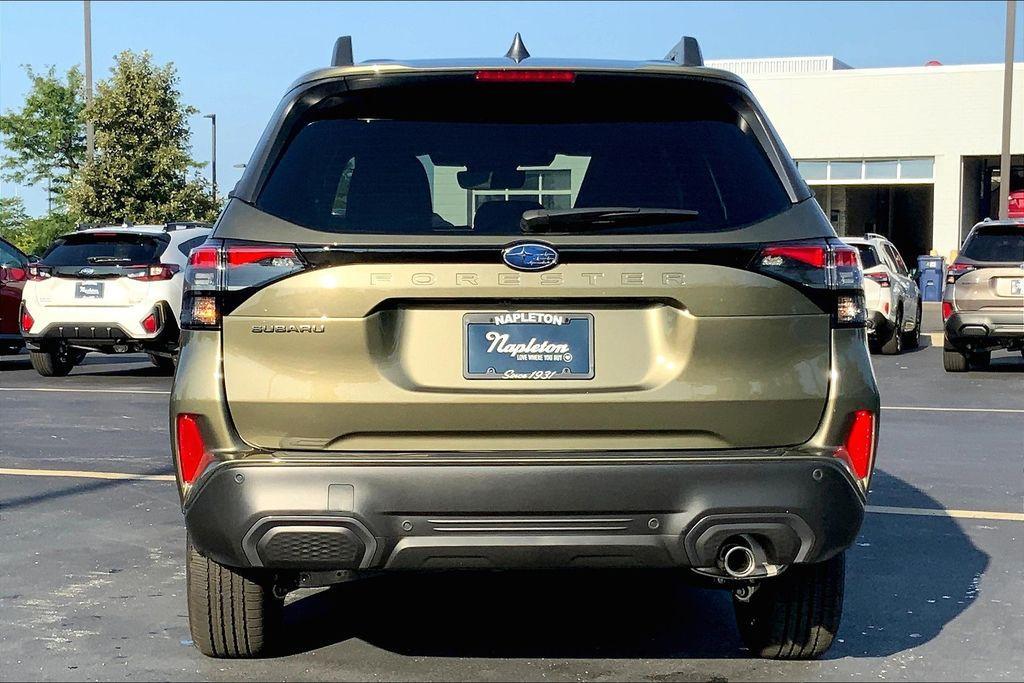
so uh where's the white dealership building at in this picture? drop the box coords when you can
[706,56,1024,263]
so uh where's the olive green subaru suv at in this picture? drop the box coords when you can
[171,36,880,660]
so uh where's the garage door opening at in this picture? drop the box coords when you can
[813,184,934,263]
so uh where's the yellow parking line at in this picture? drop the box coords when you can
[883,405,1024,414]
[0,387,169,395]
[866,505,1024,522]
[0,467,1020,522]
[0,467,175,482]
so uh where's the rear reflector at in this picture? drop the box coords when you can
[141,312,159,334]
[475,70,576,83]
[20,307,34,333]
[176,414,213,485]
[942,301,954,321]
[837,410,876,483]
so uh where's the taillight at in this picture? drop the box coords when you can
[126,264,180,281]
[475,70,576,83]
[754,239,865,327]
[20,306,34,333]
[181,241,307,330]
[836,410,876,486]
[175,413,213,485]
[1,266,27,282]
[942,300,954,321]
[864,272,891,288]
[26,265,52,281]
[946,262,974,284]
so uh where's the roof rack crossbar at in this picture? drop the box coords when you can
[664,36,704,67]
[332,36,354,67]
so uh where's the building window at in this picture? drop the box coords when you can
[797,157,934,184]
[471,169,573,223]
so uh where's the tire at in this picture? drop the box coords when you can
[902,302,921,350]
[148,353,177,374]
[943,348,969,372]
[879,309,904,355]
[186,541,282,658]
[733,552,845,660]
[970,350,991,369]
[29,344,76,377]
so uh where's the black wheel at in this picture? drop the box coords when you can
[969,350,991,369]
[733,552,845,660]
[29,343,76,377]
[148,353,177,374]
[186,540,282,658]
[879,309,903,355]
[943,348,969,372]
[902,302,921,349]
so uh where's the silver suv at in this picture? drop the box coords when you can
[841,234,922,354]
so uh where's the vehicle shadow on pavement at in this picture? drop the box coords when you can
[275,472,987,661]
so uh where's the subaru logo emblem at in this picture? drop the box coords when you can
[501,243,558,272]
[79,267,96,276]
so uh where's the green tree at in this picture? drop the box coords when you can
[0,66,86,205]
[0,196,30,249]
[66,51,218,223]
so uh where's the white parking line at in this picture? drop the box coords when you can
[0,387,169,395]
[883,405,1024,414]
[0,467,1021,522]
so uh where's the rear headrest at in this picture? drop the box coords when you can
[346,155,432,232]
[473,199,544,234]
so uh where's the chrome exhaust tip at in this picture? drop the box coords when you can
[717,534,768,579]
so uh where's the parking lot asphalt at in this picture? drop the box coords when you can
[1,333,1022,681]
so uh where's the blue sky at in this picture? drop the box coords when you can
[2,0,1022,216]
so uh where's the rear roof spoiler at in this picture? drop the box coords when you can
[664,36,704,67]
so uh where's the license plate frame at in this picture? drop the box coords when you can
[463,312,595,380]
[75,281,105,299]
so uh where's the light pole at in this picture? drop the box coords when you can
[203,113,217,201]
[83,0,94,160]
[997,0,1017,220]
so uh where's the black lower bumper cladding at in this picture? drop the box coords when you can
[184,455,865,573]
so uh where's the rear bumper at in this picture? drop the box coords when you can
[22,301,179,349]
[944,310,1024,348]
[184,455,865,573]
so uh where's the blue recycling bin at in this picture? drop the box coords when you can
[917,255,945,302]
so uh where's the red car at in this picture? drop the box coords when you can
[0,236,30,355]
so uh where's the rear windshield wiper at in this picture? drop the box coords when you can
[520,207,700,233]
[86,256,131,264]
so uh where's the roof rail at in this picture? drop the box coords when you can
[76,221,132,231]
[332,35,354,67]
[163,220,212,231]
[863,232,887,241]
[664,36,704,67]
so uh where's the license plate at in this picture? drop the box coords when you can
[1011,279,1023,296]
[464,312,594,380]
[75,281,104,299]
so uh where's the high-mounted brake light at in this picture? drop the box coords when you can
[864,272,891,288]
[946,262,975,284]
[475,70,576,83]
[176,413,213,485]
[836,410,876,485]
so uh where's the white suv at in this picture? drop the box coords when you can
[20,222,212,376]
[841,234,922,354]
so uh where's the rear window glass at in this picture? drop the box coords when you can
[853,244,880,269]
[42,234,166,266]
[256,79,791,236]
[961,227,1024,262]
